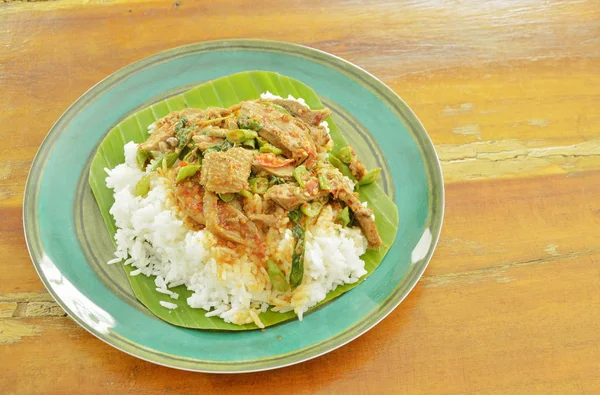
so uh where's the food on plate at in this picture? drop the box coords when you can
[101,88,392,329]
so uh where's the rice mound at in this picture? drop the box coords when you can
[105,139,368,327]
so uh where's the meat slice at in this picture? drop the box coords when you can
[200,147,253,193]
[203,191,263,248]
[320,167,382,247]
[240,101,317,167]
[264,183,328,211]
[270,99,331,126]
[140,107,230,152]
[192,135,225,151]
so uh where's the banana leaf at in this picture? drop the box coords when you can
[89,71,398,330]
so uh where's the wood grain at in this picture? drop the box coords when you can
[1,0,599,393]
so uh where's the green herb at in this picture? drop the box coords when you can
[175,116,193,149]
[358,168,381,186]
[288,209,303,224]
[267,259,289,292]
[249,177,269,194]
[269,175,285,185]
[175,164,201,183]
[135,174,151,197]
[290,223,306,290]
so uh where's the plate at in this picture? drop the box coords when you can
[24,39,444,372]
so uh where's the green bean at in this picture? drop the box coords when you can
[267,260,289,292]
[218,193,235,202]
[227,129,258,144]
[150,152,178,172]
[328,154,344,170]
[293,165,309,188]
[288,209,303,224]
[358,168,382,186]
[335,206,351,227]
[237,190,253,198]
[338,146,353,164]
[242,139,256,149]
[249,177,269,194]
[300,202,323,217]
[238,116,263,131]
[175,164,201,183]
[136,149,150,171]
[318,173,330,190]
[135,174,151,197]
[259,144,283,155]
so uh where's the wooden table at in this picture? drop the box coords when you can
[1,1,599,393]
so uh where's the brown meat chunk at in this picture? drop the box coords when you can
[240,101,317,167]
[320,167,382,247]
[265,182,328,211]
[270,99,331,126]
[203,191,263,248]
[192,135,225,151]
[140,108,230,152]
[200,147,253,193]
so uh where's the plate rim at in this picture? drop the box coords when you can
[23,38,445,373]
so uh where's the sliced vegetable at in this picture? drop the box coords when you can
[150,152,179,172]
[267,260,289,292]
[318,173,329,190]
[135,174,151,197]
[328,154,344,170]
[175,116,193,149]
[290,223,306,290]
[269,175,285,185]
[218,193,235,202]
[359,168,382,186]
[238,190,253,198]
[288,209,303,224]
[176,164,201,183]
[259,144,283,155]
[136,149,150,170]
[293,165,309,188]
[335,206,351,227]
[300,202,323,217]
[242,139,256,149]
[249,177,269,194]
[227,129,258,144]
[182,149,200,164]
[238,116,262,131]
[338,146,353,164]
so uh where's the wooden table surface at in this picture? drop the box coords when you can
[1,0,599,393]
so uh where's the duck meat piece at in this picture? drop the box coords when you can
[200,147,253,193]
[320,167,382,247]
[253,153,296,178]
[264,182,328,211]
[192,135,225,151]
[172,175,205,225]
[203,191,263,248]
[140,109,205,152]
[240,101,317,167]
[270,99,331,126]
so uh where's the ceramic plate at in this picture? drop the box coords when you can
[24,39,444,372]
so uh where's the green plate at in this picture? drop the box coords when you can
[24,39,444,372]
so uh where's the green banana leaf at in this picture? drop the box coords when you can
[89,71,399,330]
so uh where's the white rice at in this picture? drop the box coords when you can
[105,102,367,327]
